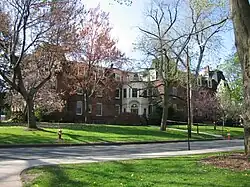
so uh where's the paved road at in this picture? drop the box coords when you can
[0,140,244,187]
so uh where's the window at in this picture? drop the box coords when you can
[208,78,212,88]
[96,103,102,116]
[124,108,126,112]
[76,101,83,115]
[115,104,120,115]
[142,89,147,97]
[115,88,120,99]
[96,90,102,97]
[88,104,92,113]
[123,88,127,98]
[197,77,202,86]
[143,108,147,115]
[114,73,121,81]
[76,88,83,95]
[132,88,137,98]
[133,74,139,81]
[148,104,153,115]
[172,87,177,96]
[131,104,138,114]
[173,104,177,110]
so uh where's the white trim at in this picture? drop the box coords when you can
[96,103,102,116]
[197,77,202,86]
[76,101,83,115]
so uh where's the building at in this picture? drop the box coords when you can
[10,60,225,124]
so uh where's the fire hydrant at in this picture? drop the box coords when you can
[58,129,62,140]
[227,130,230,140]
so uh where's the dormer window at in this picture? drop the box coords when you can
[197,77,202,86]
[76,88,83,95]
[114,73,121,81]
[133,74,139,81]
[208,78,212,88]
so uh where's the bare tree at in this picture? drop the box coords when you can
[137,0,228,131]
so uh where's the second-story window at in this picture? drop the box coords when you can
[172,87,177,96]
[115,88,120,99]
[132,88,137,98]
[123,88,127,98]
[76,87,83,95]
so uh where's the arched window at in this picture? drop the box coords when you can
[131,104,138,114]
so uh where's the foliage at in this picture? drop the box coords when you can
[193,89,219,122]
[217,54,243,120]
[10,111,25,123]
[23,154,250,187]
[219,54,243,103]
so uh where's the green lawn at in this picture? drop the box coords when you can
[22,154,250,187]
[0,124,215,145]
[169,125,244,138]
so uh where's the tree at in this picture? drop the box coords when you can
[136,0,227,131]
[219,54,243,105]
[230,0,250,157]
[0,0,83,128]
[62,6,125,122]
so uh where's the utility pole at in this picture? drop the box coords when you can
[186,47,191,150]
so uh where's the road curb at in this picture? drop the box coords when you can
[0,138,231,149]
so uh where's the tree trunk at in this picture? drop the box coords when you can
[230,0,250,156]
[244,126,250,157]
[83,93,88,123]
[26,97,36,129]
[160,84,168,131]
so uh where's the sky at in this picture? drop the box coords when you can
[83,0,148,62]
[83,0,235,69]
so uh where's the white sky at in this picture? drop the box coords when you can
[83,0,235,68]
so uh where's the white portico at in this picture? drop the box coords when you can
[121,70,157,116]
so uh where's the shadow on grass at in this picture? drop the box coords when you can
[23,165,89,187]
[26,157,250,187]
[59,125,190,139]
[0,133,57,144]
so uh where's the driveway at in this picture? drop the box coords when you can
[0,139,244,187]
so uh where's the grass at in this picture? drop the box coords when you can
[22,153,250,187]
[0,124,215,145]
[169,125,244,138]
